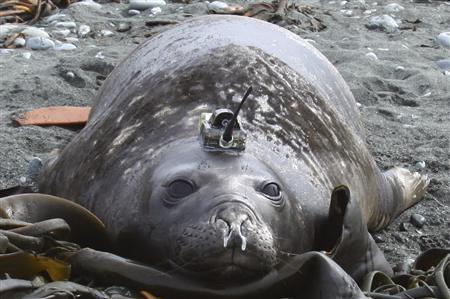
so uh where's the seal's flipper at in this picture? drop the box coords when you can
[320,185,392,282]
[371,167,429,231]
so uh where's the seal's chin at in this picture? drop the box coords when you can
[169,250,268,285]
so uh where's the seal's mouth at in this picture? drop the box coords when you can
[169,248,267,283]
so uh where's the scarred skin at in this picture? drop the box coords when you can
[39,15,428,288]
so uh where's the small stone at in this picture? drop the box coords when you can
[437,32,450,49]
[341,9,353,16]
[208,1,228,11]
[128,9,141,15]
[150,7,162,15]
[21,27,49,38]
[436,59,450,71]
[52,29,71,38]
[26,157,42,182]
[19,176,27,184]
[116,22,132,33]
[66,71,75,78]
[395,65,405,71]
[26,37,55,50]
[54,43,77,51]
[44,14,67,23]
[77,24,91,38]
[366,15,398,32]
[22,52,32,59]
[384,3,404,13]
[100,30,114,37]
[54,21,77,29]
[71,0,102,9]
[95,51,105,59]
[129,0,166,10]
[415,160,426,169]
[410,214,426,228]
[365,52,378,60]
[64,37,79,44]
[13,37,26,47]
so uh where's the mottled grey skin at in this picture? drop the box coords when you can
[39,15,428,287]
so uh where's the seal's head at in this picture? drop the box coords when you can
[116,140,308,286]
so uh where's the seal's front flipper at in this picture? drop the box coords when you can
[372,167,429,231]
[319,185,393,282]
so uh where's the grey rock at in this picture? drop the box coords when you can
[78,24,91,38]
[384,3,404,13]
[71,0,102,9]
[415,160,426,169]
[410,214,426,228]
[366,15,398,32]
[54,21,77,29]
[13,37,26,47]
[129,0,166,10]
[52,29,71,38]
[436,59,450,71]
[21,27,49,38]
[437,32,450,49]
[116,22,132,33]
[128,9,141,15]
[26,37,55,50]
[54,43,77,51]
[26,157,42,183]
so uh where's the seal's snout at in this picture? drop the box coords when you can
[213,206,252,251]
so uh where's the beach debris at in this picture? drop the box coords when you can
[129,0,166,11]
[410,213,426,228]
[0,0,72,25]
[25,36,54,50]
[366,14,398,32]
[12,106,91,126]
[437,32,450,49]
[383,3,404,13]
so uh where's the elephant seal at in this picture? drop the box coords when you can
[39,15,429,291]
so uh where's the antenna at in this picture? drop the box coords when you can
[222,86,252,143]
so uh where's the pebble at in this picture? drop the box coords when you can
[66,71,75,78]
[14,37,26,47]
[436,59,450,71]
[21,27,49,38]
[100,30,114,37]
[128,9,141,15]
[22,52,32,59]
[77,24,91,38]
[415,160,426,169]
[64,37,79,44]
[410,214,426,228]
[0,24,21,39]
[45,14,67,23]
[395,65,405,71]
[26,37,55,50]
[437,32,450,49]
[208,1,228,11]
[26,157,42,182]
[366,15,398,32]
[54,43,77,51]
[52,29,71,38]
[365,52,378,60]
[116,22,132,33]
[150,7,162,15]
[341,9,353,16]
[95,51,105,59]
[384,3,404,13]
[54,21,77,29]
[71,0,102,9]
[129,0,166,10]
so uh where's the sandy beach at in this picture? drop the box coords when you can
[0,0,449,277]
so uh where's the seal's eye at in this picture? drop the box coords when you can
[168,179,195,198]
[261,182,281,198]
